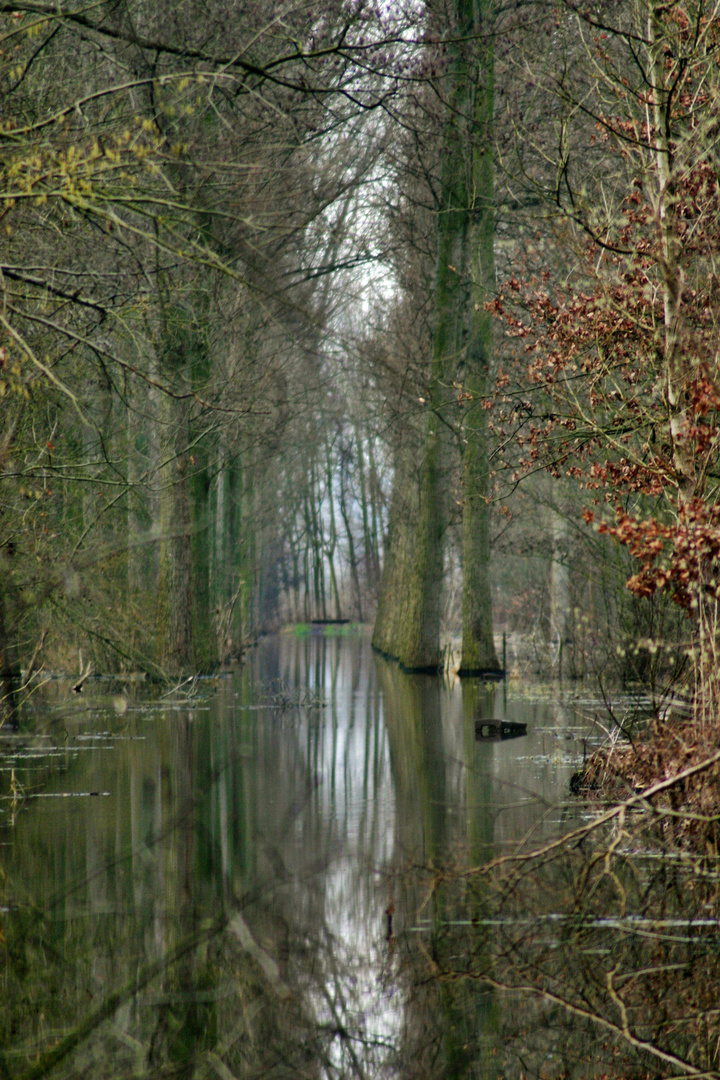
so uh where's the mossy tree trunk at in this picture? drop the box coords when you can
[0,544,20,728]
[355,423,381,597]
[393,415,447,671]
[235,452,253,642]
[392,23,477,672]
[374,0,497,673]
[126,387,153,602]
[156,313,195,674]
[188,330,215,670]
[366,430,383,589]
[190,455,213,668]
[458,0,500,675]
[157,404,194,674]
[225,452,246,652]
[372,441,418,660]
[211,441,248,661]
[371,349,447,673]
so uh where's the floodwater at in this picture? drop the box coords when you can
[0,632,715,1079]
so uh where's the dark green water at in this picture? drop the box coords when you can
[2,633,690,1080]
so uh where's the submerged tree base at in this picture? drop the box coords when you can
[456,667,505,680]
[398,662,442,674]
[370,643,441,675]
[372,647,507,679]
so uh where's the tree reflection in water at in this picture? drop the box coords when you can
[0,634,716,1079]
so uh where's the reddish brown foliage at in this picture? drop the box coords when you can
[490,10,720,614]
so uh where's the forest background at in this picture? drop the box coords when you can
[0,0,718,719]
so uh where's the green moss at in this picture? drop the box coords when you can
[321,622,363,636]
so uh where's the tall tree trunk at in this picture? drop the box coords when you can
[354,425,379,594]
[212,440,228,651]
[190,455,212,668]
[647,4,693,508]
[0,545,20,728]
[372,442,419,661]
[372,0,498,673]
[188,332,214,668]
[394,414,447,671]
[157,394,193,674]
[288,521,301,622]
[240,453,258,639]
[126,390,151,602]
[324,440,343,620]
[459,0,499,674]
[549,501,573,679]
[306,457,326,620]
[366,430,383,587]
[339,449,363,621]
[227,453,245,650]
[370,113,460,672]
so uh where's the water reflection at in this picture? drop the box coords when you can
[0,633,612,1079]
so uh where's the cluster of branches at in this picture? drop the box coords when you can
[0,0,414,687]
[396,738,720,1079]
[466,0,720,685]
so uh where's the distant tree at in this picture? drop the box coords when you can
[0,0,406,677]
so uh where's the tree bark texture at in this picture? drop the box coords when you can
[157,389,194,674]
[372,0,498,673]
[0,544,20,728]
[549,503,573,679]
[459,0,499,674]
[396,415,447,671]
[372,444,419,661]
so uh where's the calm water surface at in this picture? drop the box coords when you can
[0,633,618,1079]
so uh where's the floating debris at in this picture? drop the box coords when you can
[16,791,110,799]
[475,718,527,740]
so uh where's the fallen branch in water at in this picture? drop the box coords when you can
[462,747,720,879]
